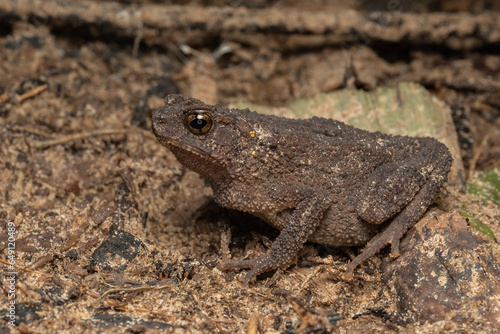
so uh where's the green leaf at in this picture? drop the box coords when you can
[460,211,497,241]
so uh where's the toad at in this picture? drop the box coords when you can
[152,95,452,285]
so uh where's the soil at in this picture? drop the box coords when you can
[1,1,500,333]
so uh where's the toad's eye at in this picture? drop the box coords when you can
[185,111,213,135]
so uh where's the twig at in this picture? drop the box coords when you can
[98,279,175,300]
[467,132,490,182]
[30,128,153,149]
[18,83,48,102]
[0,259,49,277]
[0,91,8,103]
[110,304,176,319]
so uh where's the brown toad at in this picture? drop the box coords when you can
[152,94,452,285]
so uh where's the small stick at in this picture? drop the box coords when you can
[31,128,153,149]
[98,279,175,300]
[0,91,8,103]
[111,304,176,319]
[18,84,48,102]
[467,132,490,182]
[0,258,48,276]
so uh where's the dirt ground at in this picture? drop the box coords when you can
[1,0,500,333]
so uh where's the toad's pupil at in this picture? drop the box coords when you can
[191,118,206,129]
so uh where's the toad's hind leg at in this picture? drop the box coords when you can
[344,159,451,279]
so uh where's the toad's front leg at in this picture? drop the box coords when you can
[219,188,330,286]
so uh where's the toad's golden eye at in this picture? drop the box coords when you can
[185,111,213,135]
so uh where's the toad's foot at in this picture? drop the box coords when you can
[343,218,405,280]
[219,253,292,286]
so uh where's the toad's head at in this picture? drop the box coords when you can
[153,94,256,182]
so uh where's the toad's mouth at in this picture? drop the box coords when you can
[167,137,205,155]
[160,135,223,165]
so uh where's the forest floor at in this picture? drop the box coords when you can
[1,1,500,333]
